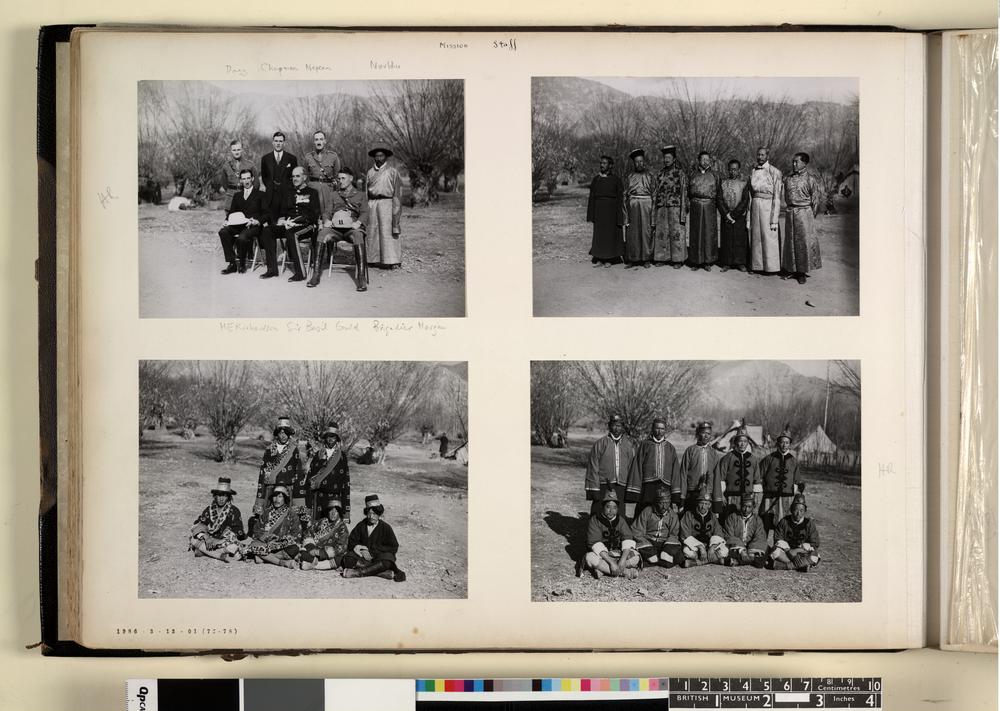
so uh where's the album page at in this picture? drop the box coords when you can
[70,28,926,650]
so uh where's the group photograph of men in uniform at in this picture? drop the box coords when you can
[531,77,859,317]
[138,360,469,599]
[138,79,465,318]
[530,359,861,603]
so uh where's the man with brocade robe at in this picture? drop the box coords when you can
[781,152,824,284]
[651,145,688,267]
[190,477,245,563]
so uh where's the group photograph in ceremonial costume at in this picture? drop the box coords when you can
[138,360,468,599]
[531,77,859,317]
[530,359,861,602]
[137,79,465,318]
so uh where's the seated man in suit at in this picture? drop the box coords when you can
[308,167,370,292]
[261,166,320,282]
[217,168,265,274]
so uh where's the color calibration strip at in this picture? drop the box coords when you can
[416,678,670,692]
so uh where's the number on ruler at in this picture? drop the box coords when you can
[866,694,877,707]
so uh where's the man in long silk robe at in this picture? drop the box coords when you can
[687,151,721,270]
[628,417,680,517]
[365,147,404,268]
[749,146,783,273]
[586,155,624,266]
[782,152,824,284]
[651,145,687,266]
[718,159,751,271]
[585,414,638,515]
[622,149,655,268]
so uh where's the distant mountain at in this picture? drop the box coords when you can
[532,77,630,121]
[702,361,828,411]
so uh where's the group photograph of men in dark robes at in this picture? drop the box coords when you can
[532,77,859,317]
[138,79,465,318]
[529,359,861,603]
[138,359,469,600]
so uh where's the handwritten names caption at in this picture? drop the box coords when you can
[218,320,446,336]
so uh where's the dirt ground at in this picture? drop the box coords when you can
[138,428,468,599]
[530,431,861,603]
[532,185,859,317]
[138,192,465,318]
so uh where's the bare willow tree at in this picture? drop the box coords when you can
[642,80,742,171]
[833,360,862,402]
[157,82,259,203]
[579,96,649,175]
[733,93,808,170]
[572,361,710,438]
[809,96,859,212]
[193,361,264,462]
[744,377,823,445]
[531,105,577,196]
[137,83,171,188]
[364,362,437,464]
[530,361,582,446]
[138,360,173,439]
[368,80,465,207]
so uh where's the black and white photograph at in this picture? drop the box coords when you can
[531,77,860,317]
[138,360,468,599]
[138,80,465,318]
[530,359,862,602]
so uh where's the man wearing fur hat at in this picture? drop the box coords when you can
[255,416,306,517]
[244,486,302,569]
[674,421,724,514]
[190,477,245,563]
[768,494,821,572]
[585,414,639,515]
[714,424,761,517]
[632,485,683,569]
[306,423,351,524]
[629,417,680,517]
[679,482,728,567]
[722,493,768,567]
[758,425,804,533]
[581,489,640,579]
[365,147,404,269]
[342,494,406,581]
[299,498,350,571]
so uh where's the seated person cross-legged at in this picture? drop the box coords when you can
[217,168,265,274]
[632,485,683,569]
[679,481,728,567]
[309,167,370,292]
[768,494,821,572]
[581,488,640,580]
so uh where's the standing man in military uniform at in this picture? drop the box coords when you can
[306,424,352,524]
[308,167,370,292]
[758,425,804,534]
[302,130,341,218]
[218,139,254,210]
[255,416,306,517]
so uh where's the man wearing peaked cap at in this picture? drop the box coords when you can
[255,416,305,517]
[679,478,728,567]
[629,417,680,518]
[581,488,640,579]
[306,423,351,524]
[342,494,407,582]
[585,414,638,515]
[652,144,688,267]
[722,493,768,567]
[675,421,724,514]
[190,477,245,563]
[714,422,761,518]
[768,493,821,572]
[758,424,804,534]
[632,484,683,570]
[622,148,656,268]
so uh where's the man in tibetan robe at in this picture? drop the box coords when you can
[651,145,687,267]
[305,424,351,524]
[781,152,823,284]
[585,414,638,515]
[722,493,768,567]
[674,421,723,514]
[632,485,683,569]
[342,494,407,581]
[768,494,821,572]
[243,486,303,569]
[628,417,680,517]
[718,159,751,272]
[299,498,350,571]
[365,147,404,269]
[586,155,624,267]
[190,477,245,563]
[758,425,804,533]
[581,489,640,579]
[679,482,727,567]
[748,146,783,274]
[686,151,721,271]
[621,148,655,268]
[255,416,306,517]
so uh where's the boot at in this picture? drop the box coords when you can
[354,243,369,292]
[307,243,326,288]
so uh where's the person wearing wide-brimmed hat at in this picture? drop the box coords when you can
[675,420,726,514]
[714,422,761,517]
[629,417,680,518]
[190,477,246,563]
[586,155,624,267]
[342,494,406,582]
[299,497,350,571]
[243,485,303,569]
[365,147,404,269]
[722,493,767,567]
[305,423,351,524]
[255,416,306,517]
[631,485,682,570]
[622,148,656,268]
[584,414,639,515]
[652,144,688,267]
[580,489,640,579]
[679,478,727,567]
[758,424,804,533]
[768,493,820,572]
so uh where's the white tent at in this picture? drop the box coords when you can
[718,421,764,450]
[796,425,838,454]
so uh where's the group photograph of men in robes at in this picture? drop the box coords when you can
[138,79,465,318]
[532,77,859,317]
[138,360,469,599]
[530,359,861,603]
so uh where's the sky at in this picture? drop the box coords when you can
[588,77,858,105]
